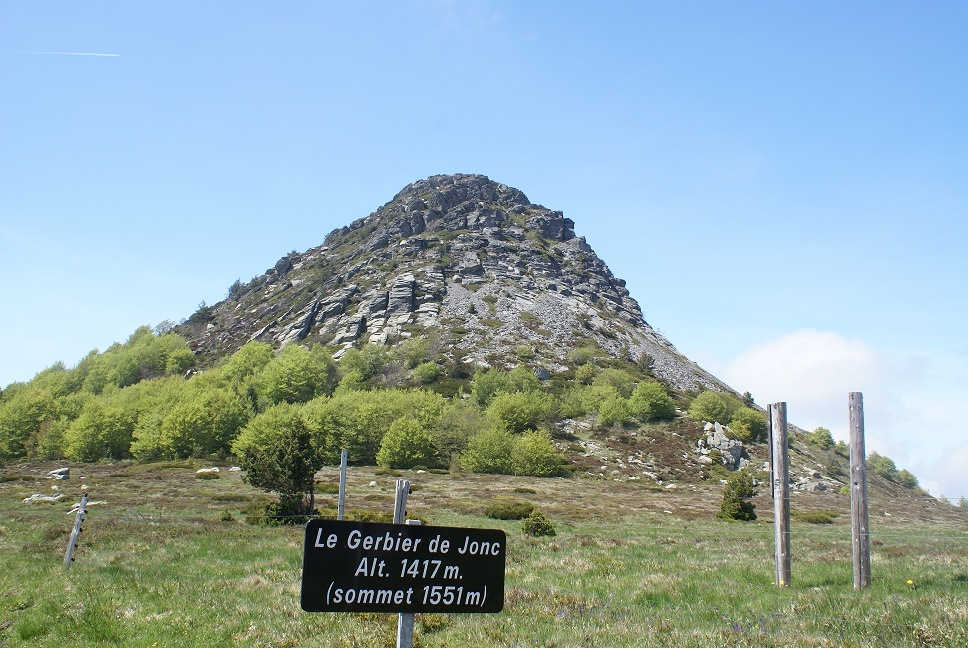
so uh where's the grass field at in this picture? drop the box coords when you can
[1,460,965,647]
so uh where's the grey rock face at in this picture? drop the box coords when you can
[178,174,735,394]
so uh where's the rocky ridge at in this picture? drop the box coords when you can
[177,174,732,393]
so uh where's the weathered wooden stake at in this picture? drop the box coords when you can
[771,403,791,587]
[849,392,872,589]
[767,403,774,496]
[393,479,414,648]
[64,492,89,568]
[337,449,348,521]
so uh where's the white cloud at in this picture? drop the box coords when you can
[723,329,967,499]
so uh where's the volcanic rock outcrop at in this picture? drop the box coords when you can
[177,174,731,392]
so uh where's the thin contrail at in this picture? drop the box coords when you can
[12,51,121,57]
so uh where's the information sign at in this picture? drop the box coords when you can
[301,520,506,613]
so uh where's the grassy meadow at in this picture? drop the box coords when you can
[1,460,966,647]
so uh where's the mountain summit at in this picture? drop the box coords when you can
[177,173,731,393]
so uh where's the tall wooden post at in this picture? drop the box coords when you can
[766,404,774,496]
[849,392,871,588]
[394,479,414,648]
[771,403,791,586]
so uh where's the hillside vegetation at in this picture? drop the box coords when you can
[1,324,927,519]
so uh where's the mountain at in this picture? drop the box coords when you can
[176,173,732,394]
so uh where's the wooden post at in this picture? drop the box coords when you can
[64,492,88,568]
[337,450,348,521]
[849,392,872,589]
[771,403,791,587]
[766,404,774,497]
[393,479,414,648]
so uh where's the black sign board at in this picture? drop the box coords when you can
[301,520,505,613]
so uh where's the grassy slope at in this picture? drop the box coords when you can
[1,460,965,648]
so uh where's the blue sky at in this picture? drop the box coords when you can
[1,1,965,499]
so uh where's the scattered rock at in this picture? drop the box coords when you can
[23,493,65,504]
[46,467,70,480]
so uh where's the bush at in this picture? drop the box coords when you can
[808,426,834,450]
[791,509,839,524]
[461,428,513,474]
[689,391,740,424]
[195,470,220,480]
[628,381,676,421]
[597,395,631,427]
[511,430,565,477]
[522,509,556,537]
[717,469,758,521]
[729,407,767,443]
[867,452,897,479]
[484,499,535,520]
[486,391,554,434]
[376,418,437,469]
[412,362,441,385]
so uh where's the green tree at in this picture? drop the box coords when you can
[867,452,897,479]
[261,345,337,405]
[717,469,758,521]
[689,390,740,424]
[232,403,322,517]
[412,362,441,385]
[486,390,555,433]
[574,363,598,385]
[0,387,56,460]
[592,368,635,398]
[729,407,768,443]
[461,428,514,474]
[628,381,676,421]
[597,395,632,427]
[471,368,512,407]
[433,400,493,467]
[808,426,835,450]
[376,418,437,469]
[511,431,564,477]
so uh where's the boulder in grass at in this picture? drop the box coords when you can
[23,493,65,504]
[47,468,70,480]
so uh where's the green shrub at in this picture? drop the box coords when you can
[511,430,565,477]
[316,482,341,494]
[689,391,740,424]
[513,487,537,494]
[195,470,220,480]
[461,428,513,474]
[717,469,758,521]
[808,426,834,450]
[522,509,556,537]
[834,440,849,458]
[574,363,598,385]
[412,362,441,385]
[484,499,535,520]
[487,391,555,433]
[628,381,676,421]
[376,418,437,469]
[729,407,767,443]
[792,509,839,524]
[597,395,632,427]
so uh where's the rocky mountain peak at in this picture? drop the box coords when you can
[177,174,732,393]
